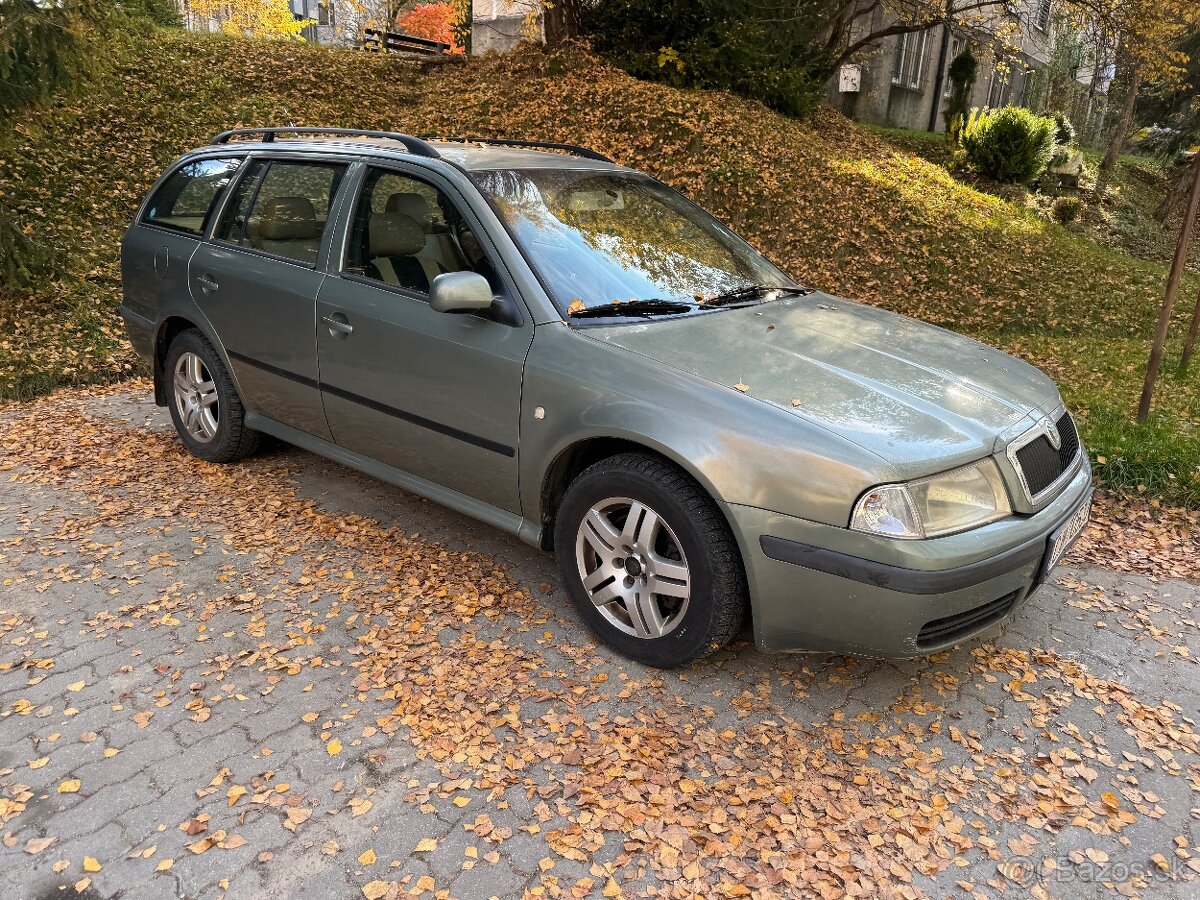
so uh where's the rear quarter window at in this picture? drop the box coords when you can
[142,158,243,235]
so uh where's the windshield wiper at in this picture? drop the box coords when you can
[567,299,697,319]
[701,284,815,308]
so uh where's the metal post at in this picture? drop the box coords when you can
[1137,152,1200,421]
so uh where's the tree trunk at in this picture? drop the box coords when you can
[1138,153,1200,421]
[1102,60,1139,172]
[543,0,581,47]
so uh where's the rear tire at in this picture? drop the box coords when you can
[164,329,262,463]
[553,453,747,667]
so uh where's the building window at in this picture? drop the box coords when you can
[892,30,930,91]
[987,65,1010,108]
[318,1,334,26]
[1035,0,1052,31]
[943,37,965,97]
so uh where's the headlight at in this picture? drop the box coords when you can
[851,459,1011,539]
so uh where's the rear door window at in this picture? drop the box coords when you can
[216,159,347,266]
[142,158,242,235]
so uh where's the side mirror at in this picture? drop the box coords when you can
[429,271,494,314]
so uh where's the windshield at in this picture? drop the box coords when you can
[469,169,794,316]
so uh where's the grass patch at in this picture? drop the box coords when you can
[1,30,1199,506]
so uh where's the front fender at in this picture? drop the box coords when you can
[518,323,891,530]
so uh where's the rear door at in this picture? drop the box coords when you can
[315,163,532,513]
[190,155,350,441]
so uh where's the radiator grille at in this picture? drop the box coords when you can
[1013,412,1079,499]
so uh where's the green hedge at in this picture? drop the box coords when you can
[962,107,1058,184]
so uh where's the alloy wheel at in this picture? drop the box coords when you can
[172,351,219,443]
[575,497,691,639]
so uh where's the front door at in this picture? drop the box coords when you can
[316,165,532,513]
[190,156,350,441]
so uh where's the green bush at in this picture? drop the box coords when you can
[944,47,978,145]
[0,203,55,289]
[962,106,1058,184]
[580,0,834,118]
[1052,111,1076,147]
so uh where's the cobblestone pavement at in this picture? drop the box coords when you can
[1,386,1198,900]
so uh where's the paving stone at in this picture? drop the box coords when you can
[450,854,528,900]
[3,390,1199,900]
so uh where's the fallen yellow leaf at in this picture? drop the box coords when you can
[358,849,376,866]
[67,681,85,692]
[156,859,173,872]
[28,757,49,769]
[362,881,390,900]
[326,739,342,756]
[414,838,438,852]
[58,779,81,794]
[82,857,101,873]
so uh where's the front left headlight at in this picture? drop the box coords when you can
[851,459,1012,540]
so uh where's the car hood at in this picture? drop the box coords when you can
[584,292,1062,472]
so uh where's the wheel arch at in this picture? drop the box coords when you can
[537,435,738,554]
[153,314,242,408]
[153,316,201,406]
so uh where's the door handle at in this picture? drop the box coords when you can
[196,274,219,293]
[322,313,354,336]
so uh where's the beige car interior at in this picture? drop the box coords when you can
[247,196,324,264]
[363,191,471,292]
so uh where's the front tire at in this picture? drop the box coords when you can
[164,329,261,463]
[553,453,747,667]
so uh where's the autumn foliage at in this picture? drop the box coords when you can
[1,31,1199,501]
[188,0,308,40]
[395,1,463,54]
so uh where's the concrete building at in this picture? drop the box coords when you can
[288,0,342,45]
[470,0,541,55]
[826,0,1081,133]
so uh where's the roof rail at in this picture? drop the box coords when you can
[210,127,440,159]
[434,137,613,163]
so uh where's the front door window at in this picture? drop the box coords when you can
[343,167,503,296]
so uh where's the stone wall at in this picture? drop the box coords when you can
[471,0,540,55]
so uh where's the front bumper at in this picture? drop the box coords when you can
[728,462,1093,657]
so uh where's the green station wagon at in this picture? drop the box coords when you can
[121,127,1093,667]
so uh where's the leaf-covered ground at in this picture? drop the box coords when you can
[1,385,1198,899]
[1,30,1200,506]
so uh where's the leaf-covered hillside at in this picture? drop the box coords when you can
[1,30,1198,503]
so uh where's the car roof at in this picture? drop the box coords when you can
[195,136,624,173]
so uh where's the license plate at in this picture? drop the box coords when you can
[1044,492,1093,576]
